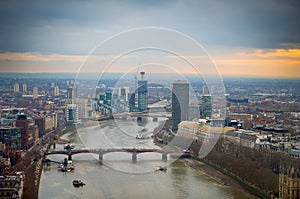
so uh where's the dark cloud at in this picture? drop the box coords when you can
[0,0,299,54]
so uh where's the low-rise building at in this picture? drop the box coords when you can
[224,129,260,148]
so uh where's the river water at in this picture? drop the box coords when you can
[39,119,255,199]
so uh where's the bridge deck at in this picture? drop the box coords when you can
[44,148,189,155]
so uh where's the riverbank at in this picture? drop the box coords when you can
[154,136,265,198]
[23,125,77,199]
[180,158,259,199]
[17,149,42,199]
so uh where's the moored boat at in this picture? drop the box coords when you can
[57,163,62,169]
[73,180,85,187]
[153,166,167,172]
[136,133,150,139]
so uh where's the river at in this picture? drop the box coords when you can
[39,119,255,198]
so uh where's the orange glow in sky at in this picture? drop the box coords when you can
[0,48,299,78]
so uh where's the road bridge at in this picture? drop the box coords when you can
[112,112,171,121]
[44,148,190,163]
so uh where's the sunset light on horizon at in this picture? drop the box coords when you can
[0,48,299,78]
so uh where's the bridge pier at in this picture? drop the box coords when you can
[68,153,72,161]
[99,153,103,164]
[132,153,137,163]
[162,153,168,161]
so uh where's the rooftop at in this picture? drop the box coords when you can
[179,121,235,133]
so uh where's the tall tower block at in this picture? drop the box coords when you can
[137,72,148,112]
[172,80,189,132]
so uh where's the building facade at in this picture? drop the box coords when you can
[201,94,212,118]
[33,87,38,99]
[54,85,60,96]
[76,99,88,119]
[0,127,22,149]
[15,115,28,150]
[279,166,300,199]
[13,83,19,93]
[22,83,27,94]
[138,72,148,112]
[128,93,136,112]
[66,104,79,124]
[34,117,45,138]
[172,80,189,132]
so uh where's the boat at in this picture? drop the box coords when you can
[61,166,68,172]
[141,128,148,132]
[64,144,74,150]
[57,163,63,169]
[73,180,85,187]
[136,128,150,139]
[67,160,75,171]
[136,134,149,139]
[154,166,167,172]
[67,164,74,171]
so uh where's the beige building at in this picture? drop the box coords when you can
[51,113,58,129]
[44,113,58,131]
[76,99,88,119]
[28,124,39,145]
[279,166,300,199]
[33,87,38,99]
[44,116,52,131]
[13,83,19,92]
[22,83,27,93]
[176,121,235,157]
[54,85,60,96]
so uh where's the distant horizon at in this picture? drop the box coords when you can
[0,72,299,80]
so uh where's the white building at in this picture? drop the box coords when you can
[33,87,38,99]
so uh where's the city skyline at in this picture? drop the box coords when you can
[0,1,299,78]
[0,63,300,198]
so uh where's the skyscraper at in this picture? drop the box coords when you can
[34,117,45,138]
[67,87,74,100]
[16,115,29,150]
[172,80,189,132]
[66,104,79,124]
[120,88,126,100]
[123,86,130,101]
[33,87,38,99]
[76,99,88,119]
[128,93,136,112]
[13,83,19,92]
[22,83,27,93]
[138,72,148,112]
[201,94,212,118]
[54,85,60,96]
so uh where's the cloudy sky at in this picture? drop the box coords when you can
[0,0,300,77]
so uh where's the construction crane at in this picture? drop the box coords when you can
[134,64,141,104]
[135,64,140,93]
